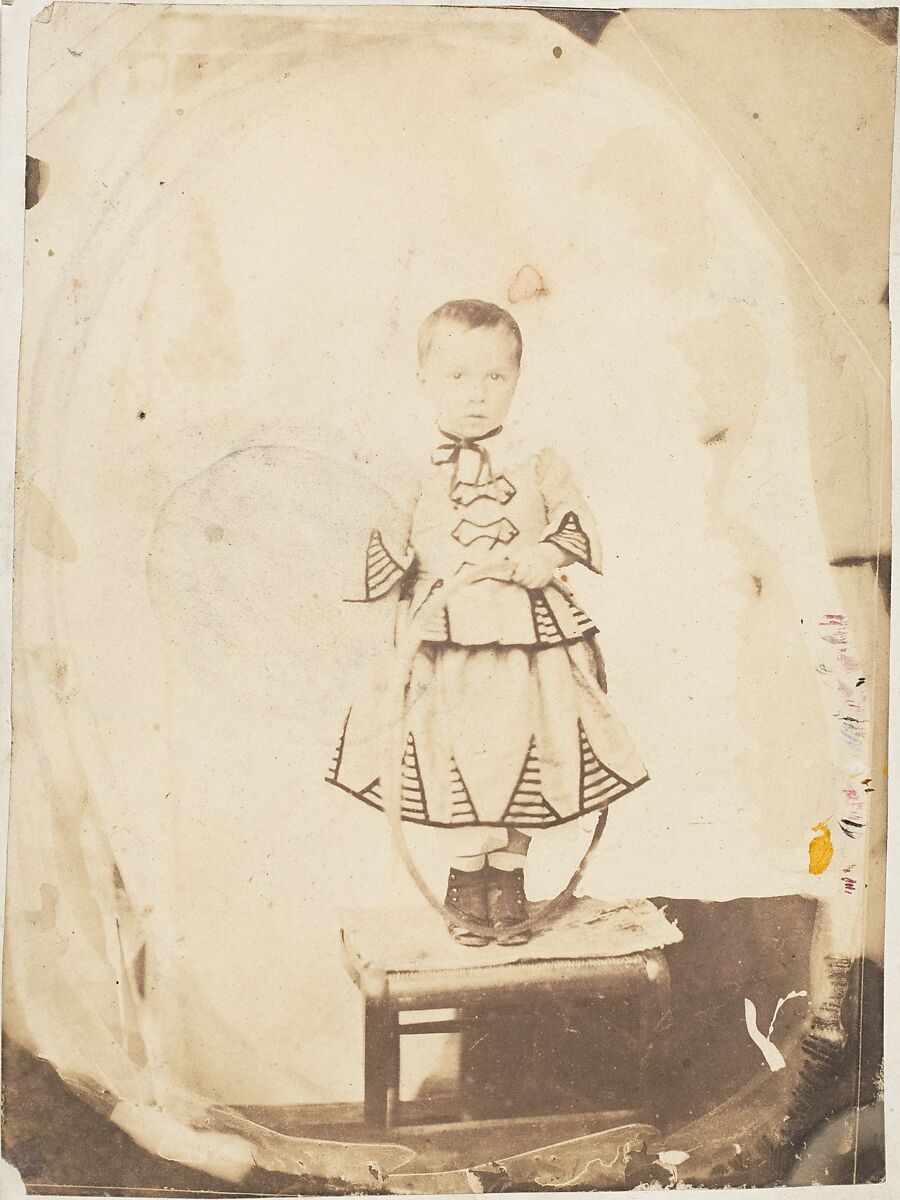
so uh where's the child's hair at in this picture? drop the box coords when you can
[418,299,523,367]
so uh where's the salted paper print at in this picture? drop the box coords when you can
[1,3,893,1194]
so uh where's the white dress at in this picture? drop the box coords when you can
[326,426,649,829]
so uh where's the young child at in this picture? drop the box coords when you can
[327,299,649,946]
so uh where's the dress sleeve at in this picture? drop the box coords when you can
[343,479,419,602]
[357,530,414,600]
[536,448,602,574]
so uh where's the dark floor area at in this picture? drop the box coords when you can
[2,897,885,1193]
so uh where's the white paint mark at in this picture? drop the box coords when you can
[767,989,808,1039]
[657,1149,691,1186]
[744,990,808,1071]
[657,1149,691,1167]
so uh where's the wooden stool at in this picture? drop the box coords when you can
[340,898,677,1131]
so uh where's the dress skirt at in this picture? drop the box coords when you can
[326,637,650,829]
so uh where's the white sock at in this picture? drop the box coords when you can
[450,854,486,871]
[487,850,527,872]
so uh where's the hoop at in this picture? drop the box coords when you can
[382,561,611,940]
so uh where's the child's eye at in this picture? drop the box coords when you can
[452,372,463,380]
[490,373,504,382]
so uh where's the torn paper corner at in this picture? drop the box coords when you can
[0,1156,27,1200]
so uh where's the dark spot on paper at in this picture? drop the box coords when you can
[832,552,891,611]
[205,524,225,543]
[138,410,146,420]
[133,943,146,998]
[159,181,165,187]
[67,47,82,56]
[175,107,184,116]
[702,426,728,445]
[47,249,54,257]
[881,280,889,307]
[752,112,760,120]
[752,575,762,596]
[24,156,49,210]
[552,45,562,58]
[841,7,898,44]
[534,8,622,45]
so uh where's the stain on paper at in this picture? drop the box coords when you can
[507,265,548,303]
[24,157,49,209]
[26,486,78,561]
[535,8,621,45]
[808,822,834,874]
[842,7,898,45]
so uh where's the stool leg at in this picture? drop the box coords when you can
[638,952,672,1119]
[364,999,399,1130]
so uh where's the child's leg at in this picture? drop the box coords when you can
[447,827,507,870]
[451,853,486,871]
[486,828,531,871]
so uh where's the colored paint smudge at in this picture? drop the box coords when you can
[808,823,834,875]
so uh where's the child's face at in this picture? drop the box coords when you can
[419,320,520,440]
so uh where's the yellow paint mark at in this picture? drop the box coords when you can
[808,823,834,875]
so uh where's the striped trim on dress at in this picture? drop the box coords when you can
[500,736,561,825]
[449,757,479,825]
[546,511,592,567]
[578,719,632,809]
[365,530,407,599]
[529,593,566,644]
[327,725,646,827]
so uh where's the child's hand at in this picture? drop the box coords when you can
[509,543,569,589]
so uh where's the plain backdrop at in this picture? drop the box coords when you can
[4,4,892,1107]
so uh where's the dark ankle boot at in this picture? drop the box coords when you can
[444,868,491,947]
[485,865,531,945]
